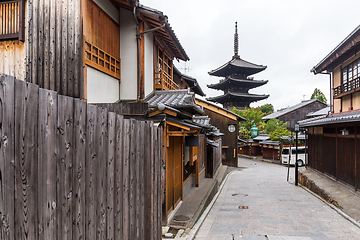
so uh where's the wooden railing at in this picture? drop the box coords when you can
[0,0,25,41]
[84,40,121,80]
[334,77,360,97]
[154,69,179,90]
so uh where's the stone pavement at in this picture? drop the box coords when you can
[194,157,360,240]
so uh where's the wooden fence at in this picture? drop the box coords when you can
[0,74,163,240]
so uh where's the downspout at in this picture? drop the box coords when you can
[311,68,332,115]
[133,5,166,100]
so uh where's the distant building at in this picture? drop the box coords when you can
[206,22,269,110]
[262,99,327,131]
[301,25,360,191]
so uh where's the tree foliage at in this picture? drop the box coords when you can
[231,106,290,141]
[260,103,274,115]
[311,88,327,104]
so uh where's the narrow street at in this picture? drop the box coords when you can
[195,157,360,240]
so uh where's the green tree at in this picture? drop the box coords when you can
[269,127,291,141]
[260,103,274,115]
[231,107,266,139]
[311,88,327,104]
[264,118,286,134]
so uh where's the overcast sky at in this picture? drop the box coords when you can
[141,0,360,111]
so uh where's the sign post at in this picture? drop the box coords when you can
[294,123,300,186]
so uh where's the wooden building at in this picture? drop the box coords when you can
[207,22,269,110]
[0,0,189,103]
[263,99,328,131]
[301,25,360,192]
[195,98,245,167]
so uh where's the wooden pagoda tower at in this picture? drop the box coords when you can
[207,22,269,110]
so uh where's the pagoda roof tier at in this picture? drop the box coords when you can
[206,92,269,104]
[208,56,267,77]
[207,77,268,90]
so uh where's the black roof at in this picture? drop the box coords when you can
[206,92,269,104]
[208,77,268,90]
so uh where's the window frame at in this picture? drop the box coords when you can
[0,0,25,41]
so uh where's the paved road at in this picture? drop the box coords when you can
[195,157,360,240]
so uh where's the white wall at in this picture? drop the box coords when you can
[144,28,154,98]
[119,8,138,100]
[87,66,120,103]
[93,0,119,24]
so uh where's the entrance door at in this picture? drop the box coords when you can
[166,136,183,218]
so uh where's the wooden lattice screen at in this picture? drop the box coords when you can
[0,0,25,41]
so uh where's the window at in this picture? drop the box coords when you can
[342,58,360,92]
[0,0,25,41]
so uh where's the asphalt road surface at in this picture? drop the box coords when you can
[195,157,360,240]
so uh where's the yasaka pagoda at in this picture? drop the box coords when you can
[207,22,269,110]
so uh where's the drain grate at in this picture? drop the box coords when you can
[238,206,248,209]
[169,221,186,227]
[173,215,189,222]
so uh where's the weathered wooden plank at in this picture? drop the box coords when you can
[49,0,56,91]
[122,119,131,240]
[73,0,81,98]
[129,119,137,239]
[146,123,154,240]
[56,94,74,240]
[55,0,62,93]
[72,99,86,240]
[135,120,141,240]
[114,114,124,237]
[67,0,75,97]
[97,107,108,240]
[0,74,15,240]
[156,126,163,239]
[31,0,39,85]
[43,0,50,90]
[85,104,97,239]
[153,125,159,240]
[106,112,116,240]
[37,0,44,88]
[61,0,68,95]
[38,88,58,240]
[14,80,39,240]
[139,121,145,240]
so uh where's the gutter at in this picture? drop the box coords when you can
[133,5,166,101]
[310,69,333,116]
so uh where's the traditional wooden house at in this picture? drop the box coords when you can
[0,0,189,102]
[262,99,328,131]
[207,22,269,110]
[301,25,360,191]
[195,98,245,167]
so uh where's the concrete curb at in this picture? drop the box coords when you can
[299,185,360,229]
[185,170,237,240]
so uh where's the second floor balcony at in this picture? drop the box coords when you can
[155,70,179,91]
[334,77,360,98]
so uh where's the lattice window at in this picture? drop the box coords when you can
[0,0,25,41]
[84,40,121,80]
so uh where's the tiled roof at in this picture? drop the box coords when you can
[173,66,205,96]
[259,140,280,146]
[145,89,204,115]
[306,107,330,117]
[253,134,269,141]
[300,110,360,127]
[192,116,211,127]
[263,99,324,120]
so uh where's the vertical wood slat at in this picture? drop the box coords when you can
[145,122,153,240]
[122,119,131,240]
[0,74,15,240]
[129,119,137,239]
[85,104,97,240]
[114,115,124,237]
[14,80,39,240]
[135,120,141,240]
[139,121,145,240]
[72,99,86,240]
[107,112,116,240]
[56,95,74,240]
[38,88,57,240]
[97,107,107,240]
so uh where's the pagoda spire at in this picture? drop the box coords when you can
[234,22,239,58]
